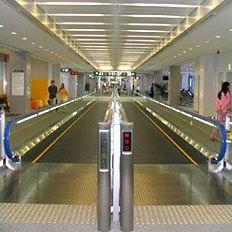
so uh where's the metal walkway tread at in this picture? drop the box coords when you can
[1,203,232,225]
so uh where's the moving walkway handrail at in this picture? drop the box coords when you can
[4,93,93,162]
[135,93,227,164]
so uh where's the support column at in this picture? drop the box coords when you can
[52,64,61,86]
[31,58,49,106]
[194,55,217,116]
[8,52,31,114]
[168,65,181,105]
[77,72,86,97]
[154,71,162,85]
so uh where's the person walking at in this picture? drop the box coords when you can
[211,81,231,140]
[58,83,68,103]
[150,83,154,98]
[48,80,58,105]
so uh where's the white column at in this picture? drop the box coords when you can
[168,65,181,105]
[195,55,217,116]
[8,52,31,114]
[154,71,162,85]
[52,64,61,86]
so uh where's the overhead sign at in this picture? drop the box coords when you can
[94,71,136,77]
[70,70,78,76]
[61,67,71,73]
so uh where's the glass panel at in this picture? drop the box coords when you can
[8,96,94,157]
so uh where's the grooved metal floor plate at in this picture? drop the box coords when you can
[134,205,232,225]
[0,164,97,204]
[134,164,232,205]
[0,203,96,224]
[1,204,232,226]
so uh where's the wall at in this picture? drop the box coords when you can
[31,58,48,100]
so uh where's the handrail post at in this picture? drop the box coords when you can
[0,108,5,167]
[120,123,134,232]
[98,123,111,232]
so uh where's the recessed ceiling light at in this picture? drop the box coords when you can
[173,55,177,58]
[230,29,232,32]
[205,40,210,43]
[178,53,181,56]
[11,32,17,35]
[22,37,27,40]
[183,51,186,54]
[215,35,221,39]
[39,45,43,48]
[196,45,200,47]
[189,48,193,50]
[0,25,3,28]
[32,42,36,45]
[45,49,49,51]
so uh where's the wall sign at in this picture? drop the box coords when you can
[12,70,24,96]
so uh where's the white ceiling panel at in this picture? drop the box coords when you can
[1,0,228,71]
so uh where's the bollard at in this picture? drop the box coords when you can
[120,123,134,232]
[97,123,111,232]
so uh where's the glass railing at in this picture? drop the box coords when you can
[4,94,94,162]
[134,94,227,164]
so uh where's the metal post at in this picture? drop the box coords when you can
[98,123,111,232]
[120,123,134,232]
[112,104,121,222]
[0,109,5,167]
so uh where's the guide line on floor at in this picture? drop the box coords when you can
[133,102,197,165]
[31,103,95,164]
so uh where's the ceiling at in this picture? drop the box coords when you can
[137,1,232,72]
[0,0,231,72]
[35,0,204,71]
[0,0,95,71]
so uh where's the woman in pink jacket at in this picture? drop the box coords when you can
[211,81,231,140]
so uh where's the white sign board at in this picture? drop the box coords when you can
[12,71,24,96]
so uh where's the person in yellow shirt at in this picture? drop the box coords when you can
[58,83,68,103]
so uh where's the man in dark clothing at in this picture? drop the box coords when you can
[150,83,154,98]
[48,80,58,105]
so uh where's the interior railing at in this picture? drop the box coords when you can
[4,94,94,163]
[134,93,227,165]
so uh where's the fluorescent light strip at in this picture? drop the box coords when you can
[49,13,110,17]
[126,35,163,38]
[85,48,109,50]
[37,2,197,8]
[128,23,175,27]
[37,2,112,6]
[123,51,144,54]
[125,14,186,19]
[57,22,106,25]
[126,30,169,33]
[122,3,197,8]
[126,39,157,42]
[124,43,153,46]
[74,39,107,41]
[82,46,108,48]
[79,42,109,45]
[64,29,106,32]
[70,34,108,37]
